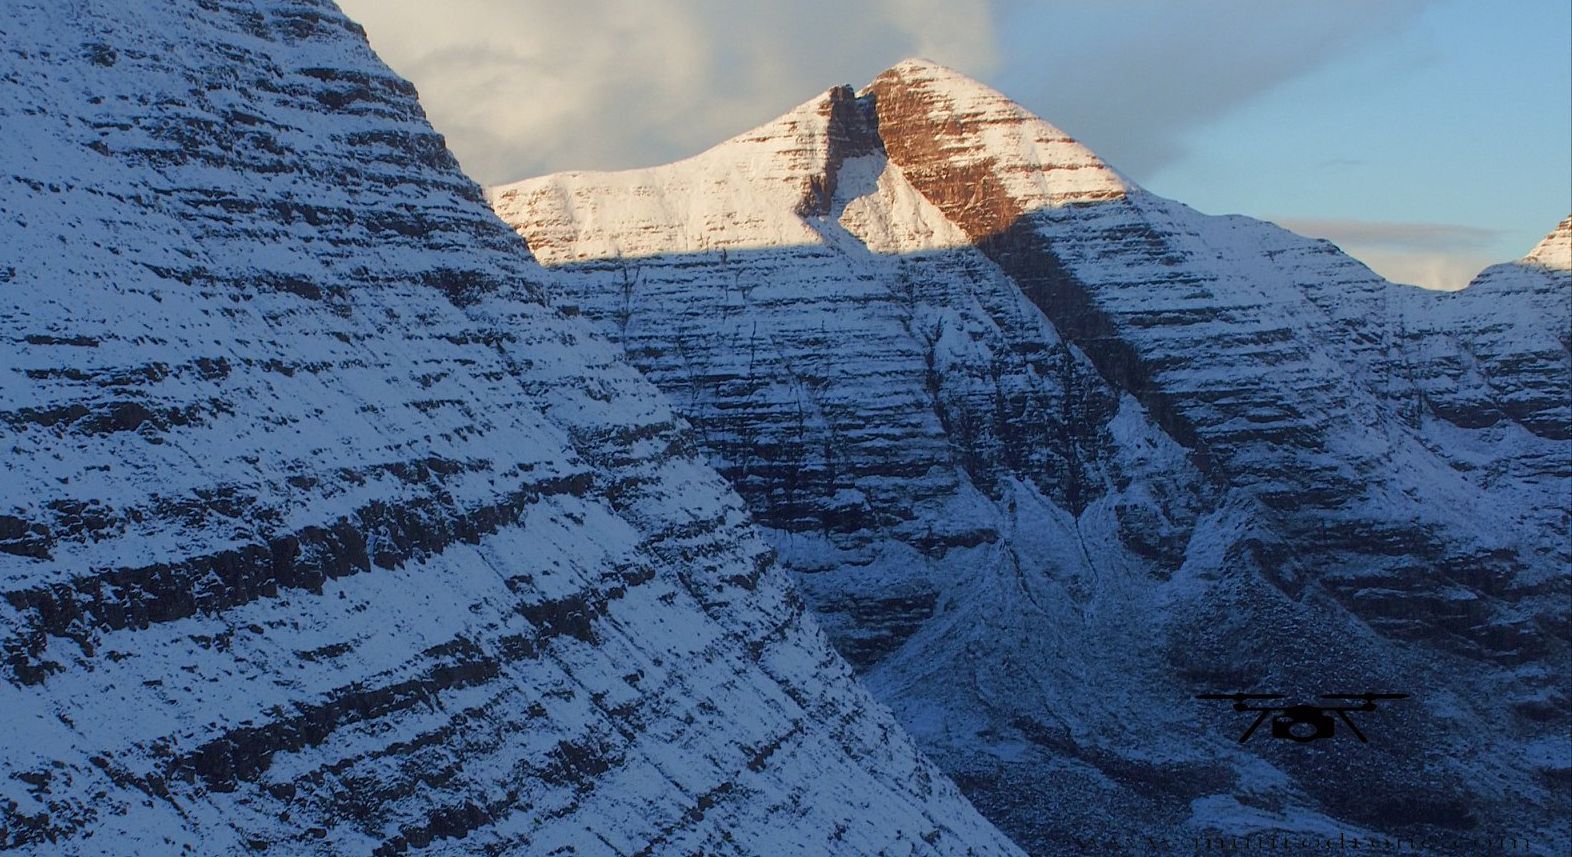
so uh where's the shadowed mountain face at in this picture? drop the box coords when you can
[0,9,1027,856]
[492,60,1571,855]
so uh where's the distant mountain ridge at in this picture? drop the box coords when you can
[492,59,1570,855]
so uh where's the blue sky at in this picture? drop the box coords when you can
[343,0,1569,290]
[1068,0,1571,288]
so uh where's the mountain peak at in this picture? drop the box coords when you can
[866,57,1047,129]
[877,56,979,83]
[488,46,1572,853]
[1523,214,1572,271]
[492,58,1128,261]
[861,56,1128,237]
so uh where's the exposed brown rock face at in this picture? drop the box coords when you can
[864,65,1210,472]
[800,84,884,217]
[492,59,1569,856]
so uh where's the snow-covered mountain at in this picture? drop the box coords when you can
[492,60,1571,855]
[0,10,1026,856]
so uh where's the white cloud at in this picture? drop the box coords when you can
[338,0,997,185]
[1338,248,1496,291]
[337,0,1442,187]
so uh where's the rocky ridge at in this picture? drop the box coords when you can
[492,59,1571,855]
[0,10,1025,856]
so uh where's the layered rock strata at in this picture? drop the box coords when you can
[0,12,1024,856]
[492,59,1570,855]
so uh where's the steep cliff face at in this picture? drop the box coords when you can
[492,59,1570,855]
[0,10,1025,856]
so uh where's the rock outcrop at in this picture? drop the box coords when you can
[0,11,1025,856]
[492,59,1570,855]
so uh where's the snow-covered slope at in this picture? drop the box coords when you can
[1405,215,1571,440]
[1523,215,1572,271]
[0,11,1025,856]
[492,59,1570,855]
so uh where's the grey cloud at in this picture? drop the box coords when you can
[990,0,1439,178]
[1275,218,1504,252]
[339,0,996,185]
[339,1,1439,186]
